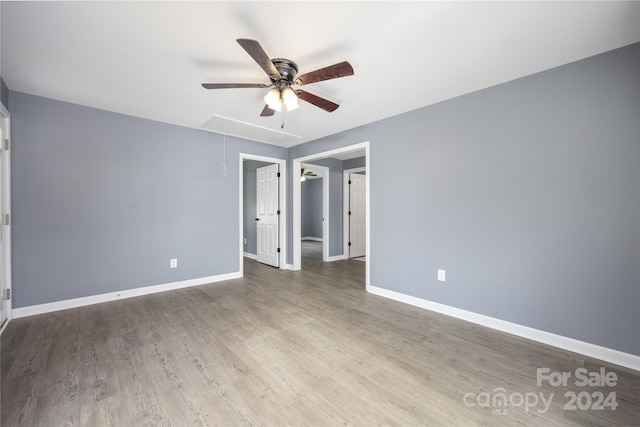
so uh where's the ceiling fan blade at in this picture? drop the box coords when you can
[260,105,275,117]
[294,61,354,86]
[236,38,282,80]
[202,83,268,89]
[295,90,340,112]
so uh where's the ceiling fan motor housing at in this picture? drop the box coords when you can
[271,58,299,83]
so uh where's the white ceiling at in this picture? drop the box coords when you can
[2,1,638,148]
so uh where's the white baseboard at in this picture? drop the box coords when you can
[13,271,242,319]
[368,285,640,372]
[243,252,257,260]
[302,237,323,242]
[326,254,346,262]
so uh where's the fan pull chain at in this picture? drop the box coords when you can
[222,121,228,177]
[281,105,286,129]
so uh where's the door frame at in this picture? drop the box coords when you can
[300,163,330,262]
[0,103,12,334]
[343,167,366,259]
[239,153,287,275]
[293,141,370,290]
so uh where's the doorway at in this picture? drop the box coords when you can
[292,141,370,289]
[300,163,329,265]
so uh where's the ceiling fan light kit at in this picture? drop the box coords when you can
[202,38,354,116]
[281,87,299,111]
[264,88,283,112]
[263,86,299,112]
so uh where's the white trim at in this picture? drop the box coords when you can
[239,154,287,274]
[293,141,370,291]
[343,166,366,259]
[285,263,295,270]
[369,285,640,372]
[301,237,323,242]
[0,104,11,335]
[13,272,242,319]
[301,162,330,262]
[326,255,346,262]
[243,251,257,260]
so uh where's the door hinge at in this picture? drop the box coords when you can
[277,210,280,215]
[2,139,8,151]
[277,172,281,178]
[348,211,351,216]
[2,214,9,226]
[348,242,352,246]
[348,180,352,185]
[3,289,10,300]
[277,248,281,253]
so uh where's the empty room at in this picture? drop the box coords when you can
[1,1,638,426]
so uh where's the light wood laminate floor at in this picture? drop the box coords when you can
[2,248,639,426]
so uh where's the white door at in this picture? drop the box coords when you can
[0,117,8,328]
[256,164,280,267]
[349,173,366,258]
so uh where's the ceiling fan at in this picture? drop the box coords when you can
[202,39,354,116]
[301,168,317,181]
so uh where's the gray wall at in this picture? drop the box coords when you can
[1,0,7,108]
[288,43,640,356]
[10,91,286,308]
[343,156,365,170]
[301,178,323,239]
[243,159,272,255]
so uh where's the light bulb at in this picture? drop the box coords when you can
[282,87,299,111]
[264,88,282,112]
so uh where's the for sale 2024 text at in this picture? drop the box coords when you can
[537,367,618,411]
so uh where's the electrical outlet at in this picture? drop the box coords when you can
[437,269,446,282]
[170,258,178,269]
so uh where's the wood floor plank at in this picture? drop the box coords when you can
[2,242,639,426]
